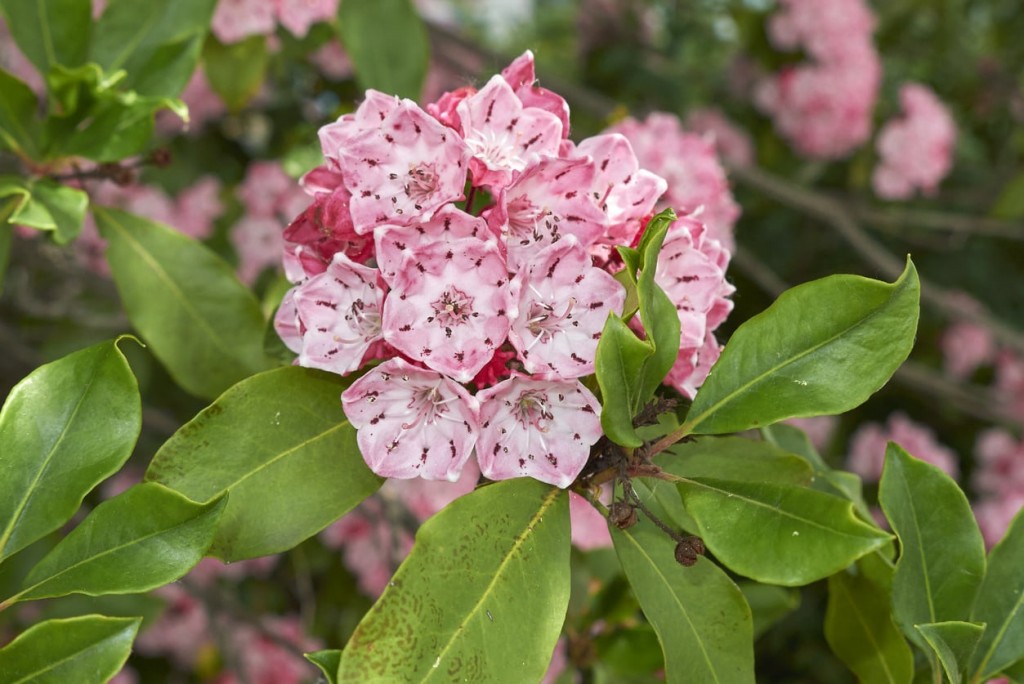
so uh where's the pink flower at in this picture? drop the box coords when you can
[234,215,286,284]
[768,0,877,64]
[685,108,755,168]
[569,491,612,550]
[609,113,740,250]
[485,156,607,272]
[975,492,1024,549]
[320,497,414,596]
[309,40,352,80]
[342,358,480,481]
[509,236,624,379]
[973,429,1024,498]
[847,412,959,482]
[873,83,957,199]
[995,351,1024,423]
[665,329,723,400]
[175,176,223,240]
[135,584,211,668]
[292,252,386,374]
[380,459,479,522]
[500,51,571,138]
[572,133,667,248]
[211,0,276,44]
[784,416,839,452]
[477,375,603,488]
[157,68,226,135]
[457,74,563,189]
[379,237,515,382]
[328,98,471,233]
[655,216,734,350]
[275,0,339,39]
[216,616,322,684]
[941,322,995,380]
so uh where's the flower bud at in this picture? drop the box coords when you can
[608,501,638,529]
[674,535,706,567]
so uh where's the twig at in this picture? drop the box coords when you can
[847,203,1024,242]
[729,163,1024,357]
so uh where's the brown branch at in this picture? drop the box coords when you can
[847,203,1024,242]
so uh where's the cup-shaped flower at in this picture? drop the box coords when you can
[485,156,606,272]
[509,236,624,379]
[457,74,563,190]
[476,375,603,488]
[331,98,471,234]
[500,50,571,137]
[342,358,480,481]
[380,237,516,383]
[292,252,386,375]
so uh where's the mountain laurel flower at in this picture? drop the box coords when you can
[509,236,624,379]
[476,376,603,488]
[373,205,493,285]
[292,253,387,375]
[342,359,480,481]
[457,74,564,189]
[380,237,516,383]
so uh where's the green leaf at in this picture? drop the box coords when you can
[25,179,88,244]
[596,313,654,447]
[594,625,664,678]
[0,0,91,75]
[0,68,40,157]
[633,212,681,404]
[879,443,986,648]
[0,615,140,684]
[738,581,800,639]
[339,479,569,682]
[612,517,754,683]
[662,436,813,485]
[969,507,1024,680]
[95,206,272,399]
[684,259,920,435]
[146,367,382,561]
[0,339,141,562]
[338,0,429,99]
[42,63,182,162]
[89,0,218,98]
[2,483,225,605]
[915,621,985,684]
[676,477,890,586]
[306,650,341,684]
[825,554,913,684]
[203,36,269,111]
[0,216,10,294]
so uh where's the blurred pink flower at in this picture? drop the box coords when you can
[873,84,956,199]
[685,108,755,168]
[847,412,959,482]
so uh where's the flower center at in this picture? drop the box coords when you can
[513,390,554,433]
[465,128,520,172]
[405,163,439,203]
[431,287,475,327]
[506,195,550,243]
[525,296,576,346]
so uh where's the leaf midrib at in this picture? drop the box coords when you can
[687,283,903,432]
[833,575,900,683]
[95,207,246,376]
[420,486,562,683]
[0,347,109,559]
[620,526,721,682]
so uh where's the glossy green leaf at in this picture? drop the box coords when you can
[879,443,986,647]
[738,581,800,639]
[339,479,569,682]
[42,63,182,162]
[762,423,873,520]
[633,212,681,406]
[147,367,382,560]
[90,0,217,98]
[0,0,91,75]
[2,483,225,606]
[203,36,268,111]
[0,615,139,683]
[676,477,891,586]
[969,507,1024,680]
[596,313,654,447]
[632,477,698,535]
[662,436,813,485]
[1003,659,1024,683]
[684,259,919,435]
[95,206,272,399]
[594,625,664,678]
[825,554,913,684]
[338,0,428,99]
[306,650,341,684]
[915,621,985,684]
[0,68,40,156]
[612,516,754,683]
[24,179,88,244]
[0,339,140,562]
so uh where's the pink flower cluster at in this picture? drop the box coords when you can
[274,52,734,489]
[610,113,741,251]
[847,412,959,482]
[872,83,957,199]
[231,161,309,284]
[973,429,1024,547]
[756,0,881,159]
[685,108,755,169]
[211,0,339,44]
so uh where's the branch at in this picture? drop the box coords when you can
[847,203,1024,242]
[729,163,1024,357]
